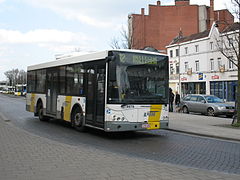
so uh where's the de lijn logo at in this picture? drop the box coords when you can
[198,73,203,80]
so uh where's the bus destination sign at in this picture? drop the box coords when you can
[118,53,158,65]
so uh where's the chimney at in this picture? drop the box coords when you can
[141,8,145,15]
[175,0,190,6]
[157,1,161,6]
[210,0,214,26]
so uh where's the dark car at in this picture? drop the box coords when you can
[180,94,235,117]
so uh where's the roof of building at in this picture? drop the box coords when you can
[221,22,240,33]
[169,30,210,45]
[169,22,239,45]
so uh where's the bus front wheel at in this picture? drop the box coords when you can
[71,108,85,132]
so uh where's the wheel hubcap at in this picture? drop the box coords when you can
[74,113,83,126]
[183,107,187,113]
[208,109,214,116]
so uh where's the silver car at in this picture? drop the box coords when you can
[180,94,235,117]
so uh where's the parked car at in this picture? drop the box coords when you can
[180,94,235,117]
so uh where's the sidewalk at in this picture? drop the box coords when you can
[1,117,240,180]
[169,112,240,142]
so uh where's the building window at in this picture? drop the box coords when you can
[176,49,179,57]
[229,38,233,47]
[184,62,188,72]
[170,50,173,58]
[176,64,179,74]
[210,59,214,71]
[229,58,234,70]
[170,64,174,74]
[210,42,213,50]
[217,58,222,69]
[195,60,199,72]
[185,47,188,54]
[195,45,199,52]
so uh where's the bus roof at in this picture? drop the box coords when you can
[27,49,168,71]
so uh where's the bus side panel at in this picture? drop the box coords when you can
[58,95,86,122]
[26,93,35,112]
[26,93,46,114]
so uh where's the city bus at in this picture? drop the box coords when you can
[15,84,27,96]
[26,49,169,132]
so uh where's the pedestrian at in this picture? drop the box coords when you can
[175,91,180,107]
[175,91,181,112]
[169,88,174,112]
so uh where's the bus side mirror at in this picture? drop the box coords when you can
[106,55,115,62]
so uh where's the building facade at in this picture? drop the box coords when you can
[129,0,233,52]
[166,23,238,102]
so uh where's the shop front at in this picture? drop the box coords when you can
[181,82,206,97]
[210,81,237,102]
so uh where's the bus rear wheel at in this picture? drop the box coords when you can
[71,108,85,132]
[38,105,49,121]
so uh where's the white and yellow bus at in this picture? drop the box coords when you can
[26,49,169,132]
[15,84,27,96]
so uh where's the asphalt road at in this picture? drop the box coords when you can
[0,93,240,175]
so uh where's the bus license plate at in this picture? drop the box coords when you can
[142,124,150,128]
[148,111,156,116]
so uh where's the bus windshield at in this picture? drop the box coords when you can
[108,51,169,104]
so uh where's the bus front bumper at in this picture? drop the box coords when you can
[105,121,169,132]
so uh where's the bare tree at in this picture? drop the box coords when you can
[109,15,135,49]
[216,0,240,124]
[110,36,121,49]
[18,70,27,84]
[4,69,27,86]
[4,70,14,86]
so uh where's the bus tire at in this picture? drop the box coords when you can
[71,108,85,132]
[38,103,49,121]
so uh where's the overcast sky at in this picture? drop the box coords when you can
[0,0,233,81]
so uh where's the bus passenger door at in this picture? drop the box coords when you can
[46,69,58,115]
[85,63,105,128]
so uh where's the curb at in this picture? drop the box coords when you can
[168,128,240,143]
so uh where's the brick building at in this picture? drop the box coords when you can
[129,0,234,53]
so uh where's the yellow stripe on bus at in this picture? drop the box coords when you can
[30,93,36,112]
[147,105,162,130]
[64,96,72,122]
